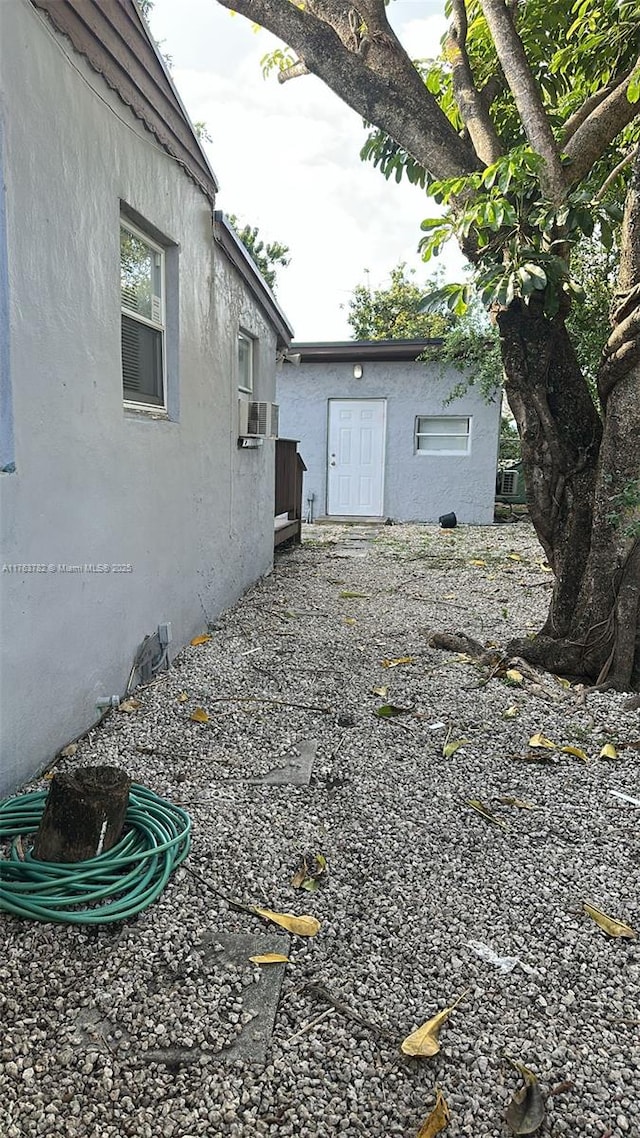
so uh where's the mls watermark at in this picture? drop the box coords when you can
[2,563,133,574]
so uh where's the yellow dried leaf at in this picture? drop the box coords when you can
[118,698,141,713]
[253,908,320,937]
[505,669,523,685]
[60,743,78,758]
[443,738,469,758]
[442,594,457,600]
[177,691,189,703]
[560,745,589,762]
[372,685,388,699]
[190,706,210,723]
[467,799,508,828]
[554,676,572,689]
[583,903,637,939]
[536,560,553,573]
[599,743,618,759]
[507,552,523,562]
[503,706,519,719]
[249,953,289,965]
[469,559,486,567]
[528,733,557,750]
[190,634,212,646]
[401,991,467,1057]
[416,1087,450,1138]
[344,617,357,626]
[381,656,414,668]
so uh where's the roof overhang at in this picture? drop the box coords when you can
[290,339,443,363]
[214,213,294,349]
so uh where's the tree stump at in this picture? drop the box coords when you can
[33,766,131,862]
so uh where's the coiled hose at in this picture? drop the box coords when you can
[0,784,191,924]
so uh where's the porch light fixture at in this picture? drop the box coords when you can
[353,363,363,379]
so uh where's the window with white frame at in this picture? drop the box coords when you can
[415,416,471,454]
[121,220,165,407]
[238,329,254,393]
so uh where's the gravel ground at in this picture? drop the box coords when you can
[2,520,639,1138]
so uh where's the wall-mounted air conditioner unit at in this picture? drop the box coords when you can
[238,400,279,439]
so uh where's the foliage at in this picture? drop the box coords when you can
[567,229,621,396]
[193,121,213,145]
[228,215,291,291]
[346,263,451,340]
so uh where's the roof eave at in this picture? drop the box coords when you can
[290,339,443,363]
[214,212,294,348]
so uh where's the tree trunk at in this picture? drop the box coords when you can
[33,766,131,862]
[497,298,602,636]
[504,150,640,690]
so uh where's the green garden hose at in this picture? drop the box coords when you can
[0,784,191,924]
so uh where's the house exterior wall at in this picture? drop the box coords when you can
[0,0,278,796]
[277,358,501,524]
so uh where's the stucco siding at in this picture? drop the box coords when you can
[0,0,277,794]
[277,358,500,524]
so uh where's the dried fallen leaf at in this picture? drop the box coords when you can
[177,691,189,703]
[528,733,557,750]
[190,634,212,646]
[536,560,553,573]
[372,685,389,699]
[599,743,618,759]
[560,745,589,762]
[339,590,368,599]
[249,953,289,965]
[467,799,508,829]
[60,743,78,758]
[190,706,210,723]
[442,738,469,758]
[344,618,357,626]
[376,703,412,719]
[507,552,524,562]
[503,706,519,719]
[401,991,467,1058]
[291,852,327,891]
[505,1060,545,1135]
[381,656,414,668]
[253,908,320,937]
[554,676,572,689]
[497,796,537,810]
[118,698,141,713]
[583,902,637,939]
[469,559,487,567]
[505,669,524,685]
[416,1087,450,1138]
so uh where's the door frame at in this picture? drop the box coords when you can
[326,397,387,517]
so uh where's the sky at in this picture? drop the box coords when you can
[149,0,466,341]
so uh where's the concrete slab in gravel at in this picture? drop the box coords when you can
[144,932,290,1067]
[249,738,317,786]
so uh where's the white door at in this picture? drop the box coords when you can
[327,399,386,516]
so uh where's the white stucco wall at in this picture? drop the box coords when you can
[0,1,278,795]
[277,357,501,524]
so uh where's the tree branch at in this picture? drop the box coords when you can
[479,0,565,202]
[215,0,478,180]
[596,145,639,201]
[564,63,640,189]
[446,0,502,166]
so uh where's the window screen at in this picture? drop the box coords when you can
[121,222,165,407]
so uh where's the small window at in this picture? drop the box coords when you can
[238,330,254,393]
[121,220,165,408]
[415,416,471,454]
